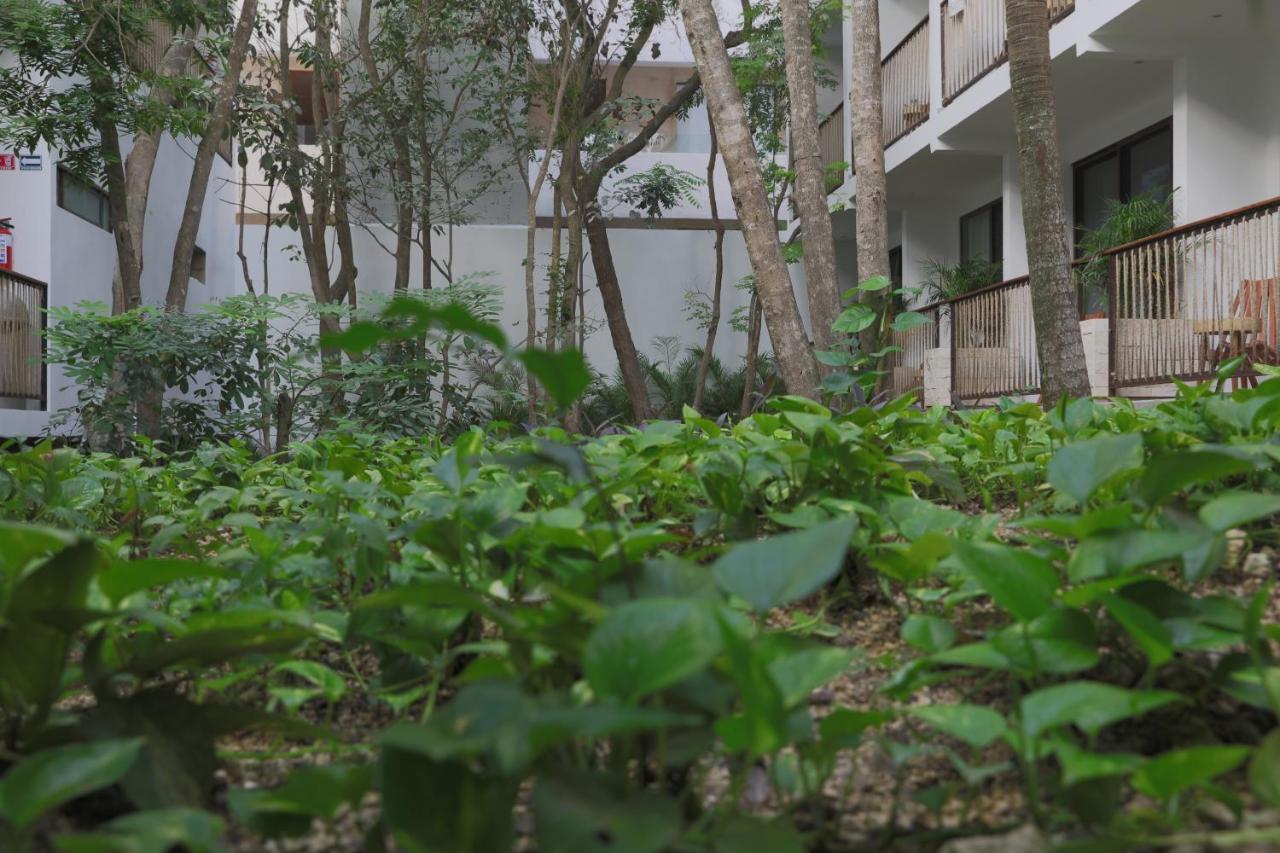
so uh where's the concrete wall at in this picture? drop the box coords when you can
[241,220,810,379]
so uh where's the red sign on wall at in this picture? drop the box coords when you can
[0,154,15,170]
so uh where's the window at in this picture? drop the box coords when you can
[960,199,1003,274]
[191,245,207,284]
[1072,118,1172,253]
[889,246,905,310]
[57,168,111,231]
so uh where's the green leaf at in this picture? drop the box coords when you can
[1052,739,1145,787]
[1199,492,1280,532]
[1132,745,1250,802]
[856,275,892,292]
[0,738,144,831]
[711,518,854,611]
[1019,682,1180,739]
[272,661,348,703]
[1134,451,1256,507]
[98,558,234,605]
[519,349,590,409]
[534,772,679,853]
[1047,433,1144,503]
[911,705,1007,749]
[1102,594,1173,666]
[709,815,807,853]
[1249,730,1280,808]
[953,541,1058,623]
[890,311,931,333]
[584,598,722,703]
[54,807,225,853]
[229,764,373,839]
[901,615,957,654]
[766,646,856,708]
[832,304,877,334]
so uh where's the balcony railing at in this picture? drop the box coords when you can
[1109,196,1280,388]
[818,104,846,191]
[882,17,931,147]
[0,270,47,405]
[941,0,1076,105]
[950,276,1041,400]
[888,304,941,398]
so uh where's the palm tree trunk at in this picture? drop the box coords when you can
[1005,0,1090,402]
[850,0,891,358]
[781,0,841,353]
[679,0,820,399]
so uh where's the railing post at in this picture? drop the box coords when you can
[1106,252,1117,396]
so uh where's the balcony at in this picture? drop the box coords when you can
[882,17,931,147]
[887,196,1280,403]
[940,0,1076,105]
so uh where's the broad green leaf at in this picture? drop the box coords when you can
[953,541,1058,623]
[992,607,1099,675]
[1020,682,1180,739]
[1052,739,1145,787]
[1134,451,1255,507]
[1199,492,1280,532]
[54,807,225,853]
[709,815,807,853]
[0,738,144,830]
[911,704,1006,749]
[1102,594,1173,666]
[766,646,856,708]
[229,764,373,839]
[1132,745,1250,802]
[901,615,956,654]
[890,311,931,333]
[584,598,721,703]
[98,558,234,605]
[273,661,348,702]
[856,275,892,292]
[1249,730,1280,808]
[712,518,854,612]
[832,304,877,334]
[1047,434,1144,503]
[519,349,590,409]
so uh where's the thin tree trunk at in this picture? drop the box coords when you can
[740,291,763,419]
[91,75,143,311]
[547,184,564,353]
[583,200,651,423]
[166,0,259,311]
[558,157,583,353]
[680,0,819,398]
[1005,0,1090,401]
[356,0,413,292]
[693,121,724,413]
[781,0,841,354]
[850,0,891,358]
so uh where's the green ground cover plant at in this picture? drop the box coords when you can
[1,303,1278,850]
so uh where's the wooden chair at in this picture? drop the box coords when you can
[1194,278,1278,389]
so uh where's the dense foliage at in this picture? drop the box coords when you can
[2,360,1280,849]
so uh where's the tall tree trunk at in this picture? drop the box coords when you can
[582,194,651,423]
[166,0,259,311]
[558,157,583,353]
[781,0,841,354]
[356,0,413,292]
[679,0,819,399]
[91,74,143,311]
[1005,0,1090,402]
[547,184,564,353]
[693,121,725,413]
[850,0,890,357]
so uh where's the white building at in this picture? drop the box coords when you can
[815,0,1280,403]
[0,25,241,436]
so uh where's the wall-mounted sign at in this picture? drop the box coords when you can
[0,154,14,170]
[18,154,42,171]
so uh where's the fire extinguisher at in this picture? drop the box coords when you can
[0,218,12,271]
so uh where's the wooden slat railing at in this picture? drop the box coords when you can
[818,105,846,191]
[882,17,931,147]
[1108,196,1280,388]
[889,304,941,399]
[0,270,47,404]
[941,0,1076,105]
[950,276,1040,400]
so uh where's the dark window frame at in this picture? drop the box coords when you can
[56,167,112,231]
[1071,117,1173,254]
[959,198,1003,275]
